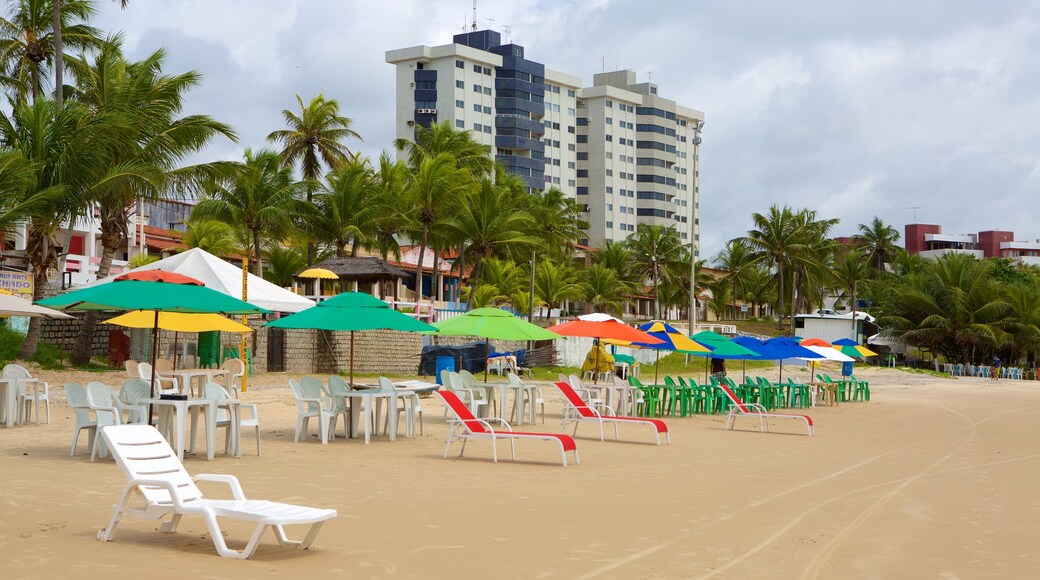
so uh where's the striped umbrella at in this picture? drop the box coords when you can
[606,321,709,385]
[832,338,878,358]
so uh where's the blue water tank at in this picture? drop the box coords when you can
[435,356,456,385]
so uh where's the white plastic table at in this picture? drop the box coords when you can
[142,397,239,460]
[0,376,38,427]
[160,369,230,397]
[474,381,528,425]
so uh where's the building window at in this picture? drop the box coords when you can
[606,221,613,229]
[483,87,492,95]
[567,107,575,116]
[473,103,481,112]
[473,64,481,73]
[606,186,613,193]
[553,140,560,148]
[473,123,481,131]
[605,99,613,108]
[456,99,464,108]
[577,170,588,178]
[577,187,588,195]
[605,117,613,125]
[567,179,575,187]
[553,85,561,94]
[473,84,481,93]
[567,89,575,97]
[577,135,588,143]
[606,169,613,177]
[568,144,575,151]
[456,80,464,89]
[577,152,588,160]
[605,134,612,142]
[456,59,464,68]
[606,204,613,211]
[455,119,465,128]
[483,125,492,133]
[567,161,575,169]
[567,126,575,134]
[483,66,492,75]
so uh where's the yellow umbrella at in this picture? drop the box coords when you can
[298,268,338,279]
[106,310,253,333]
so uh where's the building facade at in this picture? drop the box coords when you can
[904,223,1040,265]
[387,30,704,253]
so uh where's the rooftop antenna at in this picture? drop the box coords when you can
[648,70,654,82]
[486,17,495,30]
[602,54,605,73]
[503,25,511,43]
[472,0,478,30]
[907,206,922,222]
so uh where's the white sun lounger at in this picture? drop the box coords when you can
[97,424,336,559]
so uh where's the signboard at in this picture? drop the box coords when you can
[0,270,33,299]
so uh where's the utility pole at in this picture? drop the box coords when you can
[688,120,704,336]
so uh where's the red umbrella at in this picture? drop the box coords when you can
[114,270,204,285]
[547,314,663,383]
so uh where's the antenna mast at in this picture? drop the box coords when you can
[472,0,478,30]
[907,206,922,222]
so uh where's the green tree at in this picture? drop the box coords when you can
[855,217,901,273]
[0,0,100,101]
[193,149,309,277]
[533,259,581,320]
[313,156,377,257]
[705,278,732,320]
[394,120,494,177]
[830,248,872,340]
[579,264,631,316]
[181,217,239,256]
[367,152,409,261]
[262,245,306,288]
[627,223,685,319]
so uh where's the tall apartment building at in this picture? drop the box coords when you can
[386,30,704,252]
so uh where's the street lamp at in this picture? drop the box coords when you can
[688,120,704,335]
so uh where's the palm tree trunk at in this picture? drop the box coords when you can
[653,261,660,319]
[414,226,428,309]
[252,230,263,276]
[70,219,122,364]
[432,245,441,305]
[776,260,785,333]
[53,2,63,107]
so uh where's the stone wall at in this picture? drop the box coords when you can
[40,315,118,361]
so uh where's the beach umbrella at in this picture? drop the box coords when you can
[297,267,339,297]
[547,313,663,383]
[267,291,436,387]
[38,270,267,419]
[105,311,253,369]
[430,307,561,381]
[798,338,838,380]
[832,337,879,359]
[689,330,762,381]
[605,320,709,385]
[0,292,73,319]
[764,337,823,382]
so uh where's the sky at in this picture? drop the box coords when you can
[89,0,1040,260]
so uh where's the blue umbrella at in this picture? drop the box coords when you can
[764,337,824,382]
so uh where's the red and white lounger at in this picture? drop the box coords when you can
[718,383,814,436]
[434,390,579,467]
[554,381,670,445]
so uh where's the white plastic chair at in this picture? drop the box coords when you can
[446,371,488,417]
[508,372,544,424]
[291,377,332,444]
[220,358,245,393]
[86,382,124,461]
[138,362,178,395]
[459,369,496,416]
[118,379,152,425]
[124,360,139,379]
[65,382,97,456]
[379,377,422,437]
[97,424,336,559]
[326,375,354,440]
[3,363,49,424]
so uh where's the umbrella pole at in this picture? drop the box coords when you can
[350,331,355,388]
[742,360,746,382]
[148,310,160,425]
[593,339,600,384]
[654,349,660,385]
[172,331,179,369]
[484,338,490,383]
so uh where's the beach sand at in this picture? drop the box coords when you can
[2,365,1039,579]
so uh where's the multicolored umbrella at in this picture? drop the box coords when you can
[832,338,878,358]
[547,313,663,383]
[691,330,763,381]
[266,291,436,386]
[605,321,709,384]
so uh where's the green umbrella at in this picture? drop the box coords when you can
[689,330,761,382]
[266,291,436,387]
[430,307,561,380]
[38,271,268,420]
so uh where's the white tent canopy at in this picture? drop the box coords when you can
[0,292,73,318]
[80,248,315,313]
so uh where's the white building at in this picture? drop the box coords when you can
[386,29,704,252]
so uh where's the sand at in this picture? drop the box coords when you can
[2,364,1039,579]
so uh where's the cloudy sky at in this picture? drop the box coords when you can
[91,0,1040,259]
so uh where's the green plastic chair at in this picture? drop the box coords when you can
[629,376,659,418]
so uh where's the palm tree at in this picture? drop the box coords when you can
[880,253,1010,363]
[1004,279,1040,366]
[445,176,537,299]
[394,120,494,177]
[533,259,581,320]
[262,245,306,288]
[593,239,637,283]
[855,217,901,273]
[181,217,239,256]
[0,97,104,357]
[192,149,309,277]
[714,239,753,313]
[367,152,409,261]
[0,0,100,101]
[312,156,377,257]
[831,248,872,340]
[579,263,630,315]
[66,40,237,364]
[705,278,732,320]
[627,223,685,319]
[402,152,469,306]
[267,94,361,195]
[478,257,524,308]
[522,185,587,319]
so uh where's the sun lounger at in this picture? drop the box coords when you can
[718,383,814,436]
[434,390,579,467]
[554,381,669,445]
[97,424,336,559]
